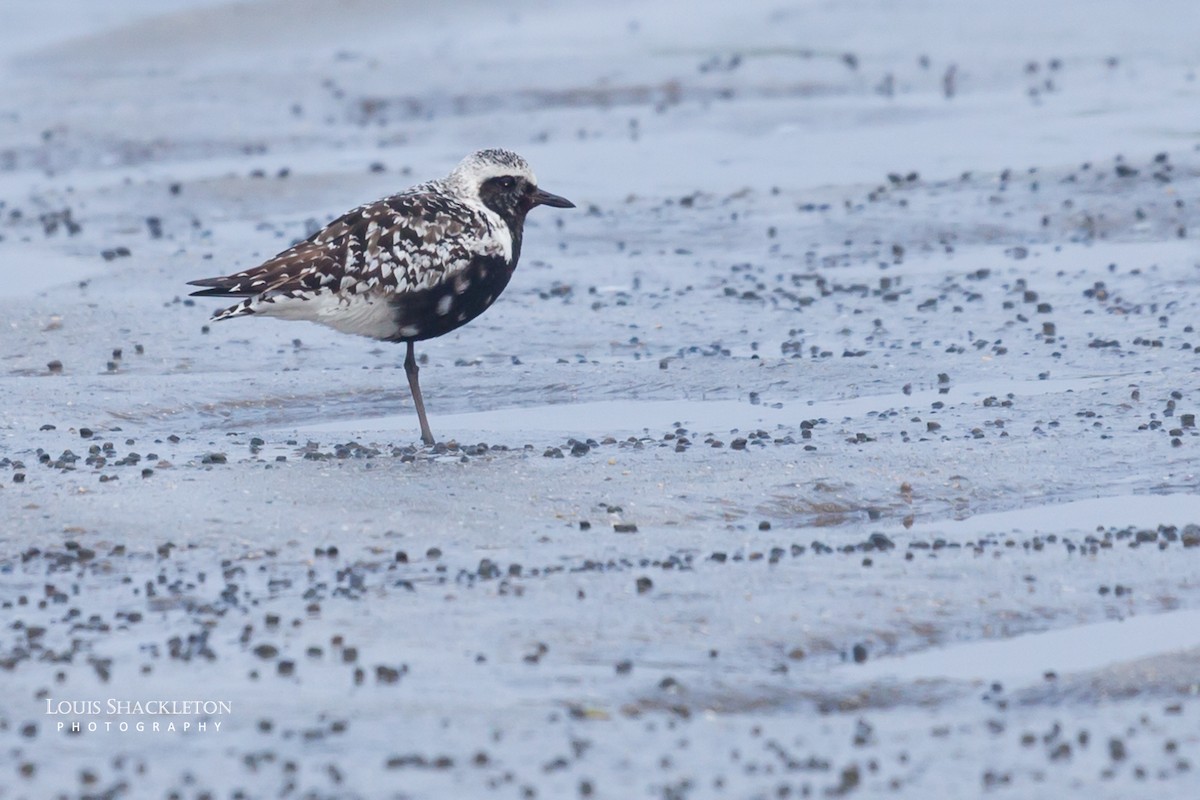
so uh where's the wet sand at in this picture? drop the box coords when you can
[1,1,1198,797]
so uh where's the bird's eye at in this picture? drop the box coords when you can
[499,176,516,190]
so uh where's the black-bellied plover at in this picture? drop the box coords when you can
[188,148,574,444]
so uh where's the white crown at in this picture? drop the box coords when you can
[445,149,537,195]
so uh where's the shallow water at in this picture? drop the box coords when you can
[847,606,1200,685]
[290,372,1139,437]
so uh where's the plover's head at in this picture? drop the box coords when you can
[446,148,574,221]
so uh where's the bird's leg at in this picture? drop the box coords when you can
[404,341,435,446]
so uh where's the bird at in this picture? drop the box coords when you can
[188,148,574,445]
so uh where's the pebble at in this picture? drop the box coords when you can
[253,644,278,659]
[867,533,895,550]
[376,665,404,684]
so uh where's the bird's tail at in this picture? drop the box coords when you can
[210,299,257,322]
[187,277,259,321]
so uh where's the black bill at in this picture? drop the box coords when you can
[531,188,575,208]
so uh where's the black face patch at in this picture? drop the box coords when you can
[477,174,538,267]
[478,175,533,222]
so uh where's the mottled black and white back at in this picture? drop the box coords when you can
[189,148,574,445]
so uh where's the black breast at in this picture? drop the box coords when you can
[385,254,515,342]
